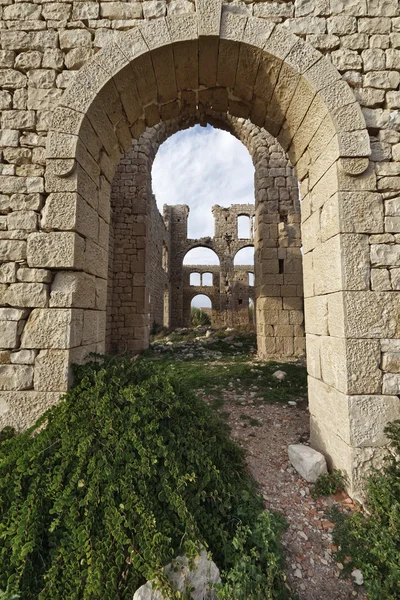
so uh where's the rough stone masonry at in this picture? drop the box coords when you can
[0,0,399,499]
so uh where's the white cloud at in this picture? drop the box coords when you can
[152,125,255,247]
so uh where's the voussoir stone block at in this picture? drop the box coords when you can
[27,232,85,269]
[288,444,328,482]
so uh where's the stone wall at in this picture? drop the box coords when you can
[0,0,399,497]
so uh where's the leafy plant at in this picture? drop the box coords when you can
[311,470,346,499]
[0,355,288,600]
[331,420,400,599]
[190,307,211,327]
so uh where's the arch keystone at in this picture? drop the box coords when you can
[196,0,222,36]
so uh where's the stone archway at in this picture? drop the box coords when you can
[2,2,399,498]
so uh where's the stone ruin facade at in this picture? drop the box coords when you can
[0,0,399,498]
[171,202,257,328]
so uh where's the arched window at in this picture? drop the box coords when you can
[233,246,254,266]
[237,215,251,239]
[183,247,220,266]
[191,294,212,309]
[190,272,201,286]
[162,243,168,272]
[202,272,213,286]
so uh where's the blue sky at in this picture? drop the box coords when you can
[152,125,255,267]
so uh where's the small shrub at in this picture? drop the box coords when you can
[0,356,288,600]
[331,420,400,600]
[311,470,346,499]
[191,307,211,327]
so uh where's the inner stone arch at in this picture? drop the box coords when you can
[9,9,396,499]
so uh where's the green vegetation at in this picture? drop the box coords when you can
[190,307,211,327]
[311,470,346,500]
[0,356,289,600]
[147,357,307,406]
[331,420,400,600]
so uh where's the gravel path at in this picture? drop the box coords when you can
[200,384,368,600]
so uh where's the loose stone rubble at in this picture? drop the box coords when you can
[0,0,399,498]
[288,444,328,483]
[133,549,220,600]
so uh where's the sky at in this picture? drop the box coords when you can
[152,125,255,267]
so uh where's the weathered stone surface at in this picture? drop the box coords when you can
[133,549,220,600]
[27,232,85,269]
[288,444,328,483]
[10,349,37,364]
[0,365,33,391]
[34,349,71,391]
[0,390,60,432]
[3,283,49,308]
[50,272,96,308]
[21,308,83,349]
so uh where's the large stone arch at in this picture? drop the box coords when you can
[2,3,398,499]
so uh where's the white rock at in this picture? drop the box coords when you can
[133,549,220,600]
[288,444,328,483]
[273,370,287,381]
[351,569,364,585]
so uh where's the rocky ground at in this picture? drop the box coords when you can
[147,327,368,600]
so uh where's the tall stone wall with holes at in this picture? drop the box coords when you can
[107,147,170,353]
[182,263,255,327]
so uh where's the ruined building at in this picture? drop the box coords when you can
[0,0,399,498]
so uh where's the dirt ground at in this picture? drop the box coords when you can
[199,384,368,600]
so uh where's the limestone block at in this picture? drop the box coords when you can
[27,88,63,111]
[0,69,27,89]
[288,444,327,483]
[0,263,17,284]
[27,232,85,269]
[382,373,400,394]
[341,234,370,291]
[8,210,38,232]
[0,390,60,432]
[197,0,222,36]
[370,243,400,266]
[312,236,342,295]
[167,0,194,15]
[59,30,92,50]
[0,130,19,147]
[95,277,108,310]
[143,1,166,19]
[332,48,362,70]
[364,70,400,88]
[2,109,35,130]
[10,349,36,364]
[348,395,400,447]
[21,308,83,349]
[386,91,400,109]
[304,295,328,335]
[339,192,384,234]
[84,239,109,278]
[42,48,64,70]
[0,365,33,391]
[344,291,400,338]
[34,349,71,391]
[41,192,98,241]
[3,283,49,308]
[50,271,96,308]
[391,268,400,290]
[361,48,386,70]
[1,321,19,349]
[133,549,220,600]
[0,240,26,261]
[82,310,106,345]
[371,268,391,290]
[385,217,400,233]
[17,268,52,283]
[305,334,321,379]
[382,352,400,373]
